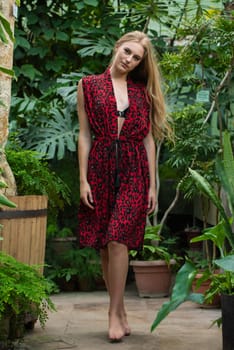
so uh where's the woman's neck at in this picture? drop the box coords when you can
[110,66,127,81]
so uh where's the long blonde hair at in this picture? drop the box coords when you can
[113,31,172,141]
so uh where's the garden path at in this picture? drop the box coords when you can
[22,283,222,350]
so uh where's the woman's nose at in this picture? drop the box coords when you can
[126,55,132,62]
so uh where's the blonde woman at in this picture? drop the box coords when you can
[77,31,171,342]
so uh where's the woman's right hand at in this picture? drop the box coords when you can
[80,181,95,209]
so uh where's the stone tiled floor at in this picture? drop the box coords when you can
[22,284,222,350]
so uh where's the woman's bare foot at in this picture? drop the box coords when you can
[120,311,131,336]
[108,313,125,342]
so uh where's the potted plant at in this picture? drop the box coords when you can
[0,251,55,349]
[129,224,180,297]
[186,249,221,308]
[0,144,71,271]
[45,244,102,292]
[151,131,234,350]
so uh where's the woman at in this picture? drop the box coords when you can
[77,31,171,342]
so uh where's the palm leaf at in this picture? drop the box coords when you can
[27,108,79,160]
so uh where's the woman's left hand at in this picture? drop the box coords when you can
[147,187,157,214]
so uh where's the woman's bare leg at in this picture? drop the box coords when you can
[100,246,131,336]
[105,241,129,341]
[100,248,109,290]
[100,245,131,338]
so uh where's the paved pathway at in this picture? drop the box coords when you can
[22,285,222,350]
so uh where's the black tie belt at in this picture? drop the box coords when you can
[113,138,121,193]
[93,137,141,197]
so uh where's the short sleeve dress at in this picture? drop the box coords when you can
[78,68,151,251]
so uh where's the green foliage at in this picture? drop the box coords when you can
[0,191,16,209]
[161,10,234,113]
[64,247,102,282]
[0,251,55,328]
[46,224,74,240]
[186,250,210,270]
[204,256,234,304]
[163,104,219,200]
[151,260,204,332]
[24,107,79,160]
[189,132,234,249]
[10,72,82,160]
[0,176,17,237]
[151,131,234,331]
[10,0,232,167]
[166,104,219,170]
[0,11,15,87]
[45,244,102,291]
[0,12,14,44]
[129,225,178,264]
[5,141,71,225]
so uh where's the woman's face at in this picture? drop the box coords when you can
[112,41,145,75]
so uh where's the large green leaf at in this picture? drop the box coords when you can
[191,220,227,257]
[0,12,14,43]
[214,255,234,273]
[26,108,79,160]
[0,66,15,77]
[189,168,234,249]
[189,168,225,215]
[0,194,17,208]
[151,261,203,331]
[216,131,234,214]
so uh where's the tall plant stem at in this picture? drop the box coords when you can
[152,141,162,226]
[203,62,233,125]
[158,183,181,236]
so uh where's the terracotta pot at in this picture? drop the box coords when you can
[130,259,176,298]
[192,272,221,308]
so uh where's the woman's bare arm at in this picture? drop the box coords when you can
[143,130,156,214]
[77,79,94,209]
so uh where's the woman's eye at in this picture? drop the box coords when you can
[124,48,131,54]
[133,55,141,61]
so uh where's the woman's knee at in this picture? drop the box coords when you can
[107,241,128,255]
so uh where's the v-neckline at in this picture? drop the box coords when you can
[108,69,130,137]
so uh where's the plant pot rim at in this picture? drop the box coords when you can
[195,269,221,279]
[130,259,176,267]
[50,236,77,242]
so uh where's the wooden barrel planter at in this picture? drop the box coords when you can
[0,195,48,273]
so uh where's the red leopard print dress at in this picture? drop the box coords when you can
[78,68,150,250]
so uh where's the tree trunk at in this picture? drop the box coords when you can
[0,0,17,195]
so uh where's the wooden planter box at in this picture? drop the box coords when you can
[0,195,48,273]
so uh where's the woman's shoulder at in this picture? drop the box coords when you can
[82,71,105,85]
[128,77,147,93]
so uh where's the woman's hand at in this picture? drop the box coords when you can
[147,187,157,215]
[80,181,95,209]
